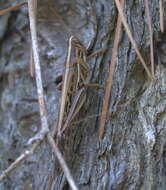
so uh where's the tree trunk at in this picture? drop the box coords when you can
[0,0,165,189]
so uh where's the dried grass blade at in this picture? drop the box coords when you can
[114,0,153,80]
[98,0,124,141]
[144,0,155,78]
[47,134,78,190]
[159,0,164,33]
[29,49,35,77]
[0,2,26,16]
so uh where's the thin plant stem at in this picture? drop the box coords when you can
[159,0,164,33]
[114,0,153,80]
[99,0,124,140]
[28,0,49,144]
[47,134,78,190]
[144,0,155,78]
[0,142,40,181]
[0,2,26,16]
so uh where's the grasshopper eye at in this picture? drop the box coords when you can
[55,75,62,84]
[55,75,63,90]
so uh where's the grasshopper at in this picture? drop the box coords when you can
[54,36,105,138]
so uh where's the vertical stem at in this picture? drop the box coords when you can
[159,0,164,33]
[114,0,153,80]
[99,0,124,140]
[144,0,155,78]
[47,134,78,190]
[28,0,49,139]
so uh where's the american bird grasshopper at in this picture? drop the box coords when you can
[54,36,105,138]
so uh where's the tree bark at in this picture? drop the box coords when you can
[0,0,165,189]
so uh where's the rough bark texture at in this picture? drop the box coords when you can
[0,0,166,189]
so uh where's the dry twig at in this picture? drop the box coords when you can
[47,134,78,190]
[0,1,78,190]
[98,0,124,141]
[114,0,153,80]
[0,141,40,181]
[144,0,155,78]
[28,1,78,189]
[0,134,79,190]
[29,0,37,78]
[99,0,154,140]
[29,49,35,77]
[0,2,26,16]
[159,0,164,33]
[27,0,49,144]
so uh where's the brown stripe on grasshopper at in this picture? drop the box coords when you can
[54,36,105,139]
[58,87,86,136]
[56,36,88,137]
